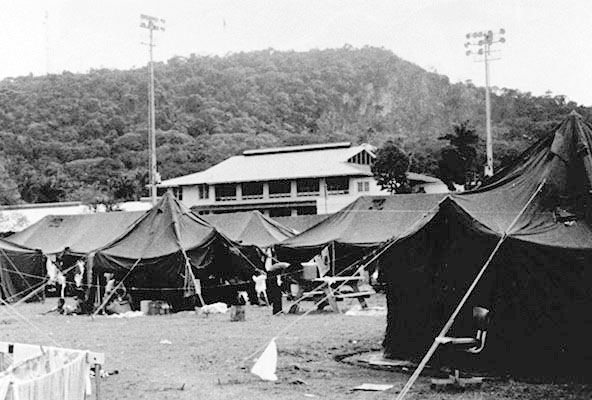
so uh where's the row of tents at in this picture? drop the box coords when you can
[1,112,591,378]
[2,195,298,308]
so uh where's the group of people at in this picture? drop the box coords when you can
[43,254,132,316]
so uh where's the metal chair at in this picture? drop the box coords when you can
[431,306,490,389]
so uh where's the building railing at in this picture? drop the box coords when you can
[269,193,292,199]
[327,189,349,195]
[215,196,237,202]
[297,191,320,197]
[242,194,264,200]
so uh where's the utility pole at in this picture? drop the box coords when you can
[140,14,165,205]
[465,29,505,177]
[44,11,50,74]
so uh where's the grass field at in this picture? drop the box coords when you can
[0,294,590,400]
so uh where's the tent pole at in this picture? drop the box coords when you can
[331,241,335,276]
[187,262,206,307]
[395,178,547,400]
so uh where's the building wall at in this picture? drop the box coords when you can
[178,176,390,215]
[0,200,153,232]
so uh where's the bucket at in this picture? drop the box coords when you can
[302,263,318,281]
[140,300,151,314]
[230,305,245,322]
[290,283,300,297]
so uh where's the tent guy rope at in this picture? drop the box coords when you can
[395,176,548,400]
[240,197,444,370]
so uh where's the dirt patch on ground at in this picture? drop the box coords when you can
[1,294,590,400]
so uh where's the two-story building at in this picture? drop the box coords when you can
[158,142,448,216]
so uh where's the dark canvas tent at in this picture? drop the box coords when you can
[0,238,45,302]
[7,212,144,256]
[275,193,445,274]
[202,210,296,248]
[271,214,329,233]
[381,112,592,378]
[91,193,259,310]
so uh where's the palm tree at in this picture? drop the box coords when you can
[437,121,480,190]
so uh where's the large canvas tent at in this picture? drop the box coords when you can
[202,211,296,276]
[202,211,296,248]
[0,238,45,302]
[275,193,445,275]
[91,193,260,310]
[7,211,144,256]
[381,112,592,378]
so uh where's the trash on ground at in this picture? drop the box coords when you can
[352,383,394,391]
[107,311,145,319]
[345,305,386,317]
[198,302,228,315]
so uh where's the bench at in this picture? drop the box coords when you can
[334,291,374,299]
[301,290,325,297]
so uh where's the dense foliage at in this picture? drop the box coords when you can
[0,46,589,205]
[371,141,411,194]
[437,121,480,190]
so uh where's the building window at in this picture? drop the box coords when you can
[269,208,292,217]
[198,184,209,200]
[242,182,264,200]
[296,206,317,215]
[296,179,320,197]
[268,180,292,198]
[173,187,183,201]
[215,184,237,201]
[357,181,370,192]
[326,177,349,195]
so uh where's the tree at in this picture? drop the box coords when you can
[0,158,21,205]
[371,140,411,194]
[437,121,480,190]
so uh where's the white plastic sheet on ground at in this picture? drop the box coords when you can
[344,305,386,317]
[251,338,278,381]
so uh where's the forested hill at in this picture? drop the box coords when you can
[0,46,589,205]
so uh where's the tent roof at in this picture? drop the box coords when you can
[277,193,445,250]
[202,211,295,248]
[272,214,330,233]
[278,113,592,254]
[7,211,145,255]
[452,111,592,249]
[96,192,223,259]
[0,236,41,254]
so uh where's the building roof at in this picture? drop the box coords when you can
[407,172,444,184]
[159,143,376,187]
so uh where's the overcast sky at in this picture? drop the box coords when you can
[1,0,591,105]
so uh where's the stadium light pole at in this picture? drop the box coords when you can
[140,14,165,205]
[465,29,506,177]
